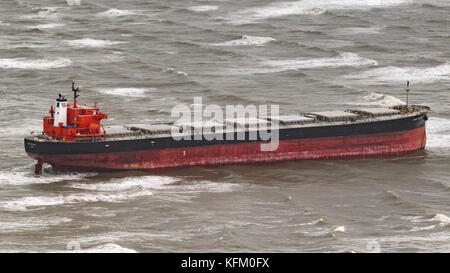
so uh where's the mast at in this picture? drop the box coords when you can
[72,80,81,108]
[405,81,410,107]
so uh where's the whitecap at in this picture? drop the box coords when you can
[227,52,377,75]
[332,225,346,232]
[344,63,450,83]
[72,243,137,253]
[0,57,72,70]
[362,92,405,107]
[31,23,65,30]
[227,0,410,24]
[0,170,96,186]
[262,52,378,70]
[97,9,139,17]
[165,67,189,76]
[66,0,81,6]
[64,38,126,48]
[211,35,276,46]
[95,88,153,98]
[188,5,219,12]
[0,189,153,211]
[432,213,450,226]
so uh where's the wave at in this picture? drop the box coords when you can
[0,189,153,211]
[362,92,405,107]
[64,38,126,48]
[97,9,140,17]
[211,35,276,46]
[29,23,65,30]
[66,0,81,6]
[332,225,346,232]
[226,0,411,24]
[165,67,189,76]
[344,62,450,83]
[188,5,219,12]
[262,52,377,70]
[71,243,137,253]
[221,53,377,75]
[95,88,153,98]
[0,170,96,186]
[70,175,238,194]
[1,216,72,232]
[0,57,72,70]
[335,26,384,35]
[23,7,60,20]
[433,213,450,226]
[426,117,450,149]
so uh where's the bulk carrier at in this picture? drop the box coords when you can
[25,82,429,173]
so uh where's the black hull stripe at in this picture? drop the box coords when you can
[25,115,426,155]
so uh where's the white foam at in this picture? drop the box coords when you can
[211,35,276,46]
[166,67,189,76]
[0,170,96,186]
[332,225,346,232]
[0,57,72,70]
[262,52,377,70]
[95,88,153,98]
[345,63,450,83]
[227,0,410,24]
[65,38,126,48]
[433,213,450,226]
[362,92,405,107]
[188,5,219,12]
[31,23,65,30]
[0,189,153,211]
[97,9,139,17]
[426,117,450,149]
[66,0,81,6]
[73,243,137,253]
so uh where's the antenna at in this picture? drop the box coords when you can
[405,81,410,107]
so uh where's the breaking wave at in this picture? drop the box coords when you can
[0,57,72,70]
[344,62,450,83]
[188,5,219,12]
[95,88,153,97]
[433,213,450,226]
[0,170,96,186]
[97,9,140,17]
[211,35,276,46]
[0,189,153,211]
[362,92,405,107]
[226,52,377,75]
[262,52,378,70]
[30,23,65,30]
[64,38,126,48]
[71,243,137,253]
[227,0,411,24]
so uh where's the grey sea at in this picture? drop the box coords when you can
[0,0,449,252]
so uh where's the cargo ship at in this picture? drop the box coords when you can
[25,82,429,173]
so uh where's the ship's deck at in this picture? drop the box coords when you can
[25,105,429,143]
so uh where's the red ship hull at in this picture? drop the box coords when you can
[27,126,426,172]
